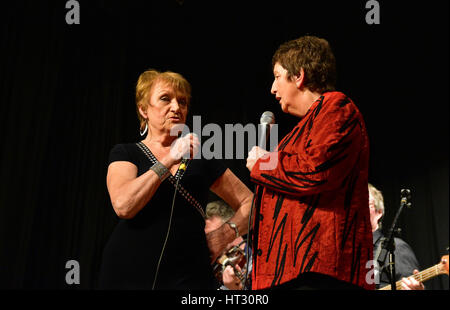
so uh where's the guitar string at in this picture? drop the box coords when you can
[380,263,443,290]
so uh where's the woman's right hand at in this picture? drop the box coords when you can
[169,133,200,163]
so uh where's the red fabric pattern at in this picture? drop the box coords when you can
[250,92,374,290]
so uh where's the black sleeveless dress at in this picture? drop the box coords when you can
[98,142,227,289]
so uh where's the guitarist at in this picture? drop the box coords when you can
[369,184,425,290]
[205,200,252,290]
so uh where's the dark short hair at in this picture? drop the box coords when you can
[272,36,337,93]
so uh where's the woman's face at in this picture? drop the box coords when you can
[271,63,300,115]
[143,81,189,135]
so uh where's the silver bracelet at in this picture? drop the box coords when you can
[150,161,170,182]
[226,221,239,238]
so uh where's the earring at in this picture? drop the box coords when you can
[140,123,148,136]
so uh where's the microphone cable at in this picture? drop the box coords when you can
[151,159,188,290]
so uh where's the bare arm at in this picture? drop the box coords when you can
[207,168,253,261]
[107,134,199,219]
[107,155,176,219]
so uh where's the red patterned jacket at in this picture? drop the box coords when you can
[250,92,374,290]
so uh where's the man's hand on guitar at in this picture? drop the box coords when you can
[223,265,244,290]
[401,270,425,290]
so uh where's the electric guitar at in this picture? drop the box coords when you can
[378,255,448,290]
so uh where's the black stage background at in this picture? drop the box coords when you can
[0,0,448,291]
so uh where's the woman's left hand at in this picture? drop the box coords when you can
[207,169,253,262]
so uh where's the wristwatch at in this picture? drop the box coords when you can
[225,221,239,238]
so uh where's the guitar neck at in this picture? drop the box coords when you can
[379,263,442,290]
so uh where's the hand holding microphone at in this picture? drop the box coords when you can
[246,146,269,172]
[170,133,200,164]
[246,111,276,172]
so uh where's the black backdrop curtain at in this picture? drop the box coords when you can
[0,1,448,290]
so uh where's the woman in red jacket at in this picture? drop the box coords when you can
[246,36,374,290]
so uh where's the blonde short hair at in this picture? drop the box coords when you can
[206,200,234,222]
[135,69,191,131]
[368,183,385,226]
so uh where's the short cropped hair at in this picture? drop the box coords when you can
[272,35,337,93]
[206,200,235,222]
[135,69,191,131]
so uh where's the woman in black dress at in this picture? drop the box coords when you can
[98,69,253,290]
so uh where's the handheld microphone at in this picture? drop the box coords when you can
[258,111,275,151]
[176,131,196,171]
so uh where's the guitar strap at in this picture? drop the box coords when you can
[136,142,206,220]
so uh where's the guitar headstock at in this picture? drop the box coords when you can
[439,255,449,275]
